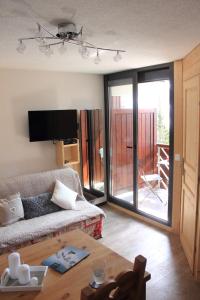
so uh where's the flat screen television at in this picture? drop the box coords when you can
[28,110,77,142]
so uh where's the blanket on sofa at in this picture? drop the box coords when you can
[0,200,105,251]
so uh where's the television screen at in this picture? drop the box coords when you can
[28,110,77,142]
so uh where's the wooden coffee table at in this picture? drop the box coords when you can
[0,229,149,300]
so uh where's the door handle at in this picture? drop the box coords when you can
[127,146,133,149]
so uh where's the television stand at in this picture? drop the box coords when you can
[56,140,80,173]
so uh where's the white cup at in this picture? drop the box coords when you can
[91,259,106,285]
[17,264,30,285]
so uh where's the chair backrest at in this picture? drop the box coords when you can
[81,255,148,300]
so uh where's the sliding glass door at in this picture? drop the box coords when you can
[91,109,104,193]
[105,64,173,225]
[80,109,104,196]
[137,80,170,221]
[108,81,134,205]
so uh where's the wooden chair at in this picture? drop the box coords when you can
[81,255,151,300]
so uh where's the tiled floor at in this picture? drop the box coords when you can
[100,204,200,300]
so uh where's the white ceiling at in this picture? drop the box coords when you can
[0,0,200,74]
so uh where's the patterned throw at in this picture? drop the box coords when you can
[0,215,103,255]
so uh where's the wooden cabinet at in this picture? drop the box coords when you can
[56,140,80,173]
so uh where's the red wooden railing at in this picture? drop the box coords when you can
[157,144,169,188]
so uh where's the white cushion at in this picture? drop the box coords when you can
[0,193,24,226]
[51,180,77,210]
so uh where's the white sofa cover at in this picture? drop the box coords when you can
[0,168,105,253]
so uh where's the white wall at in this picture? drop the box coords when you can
[0,69,103,179]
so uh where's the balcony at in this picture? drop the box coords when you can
[80,108,170,221]
[109,108,170,221]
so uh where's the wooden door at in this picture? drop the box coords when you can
[180,75,200,272]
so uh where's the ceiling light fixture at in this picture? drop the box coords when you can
[38,39,47,53]
[79,43,90,59]
[94,49,101,64]
[58,41,67,55]
[45,45,53,57]
[16,39,26,54]
[113,50,122,62]
[16,22,126,64]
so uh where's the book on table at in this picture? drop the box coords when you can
[41,246,90,274]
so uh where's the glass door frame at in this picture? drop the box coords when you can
[80,109,104,198]
[105,74,138,213]
[104,63,174,226]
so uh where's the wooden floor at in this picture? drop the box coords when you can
[99,204,200,300]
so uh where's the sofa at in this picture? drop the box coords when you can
[0,168,105,255]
